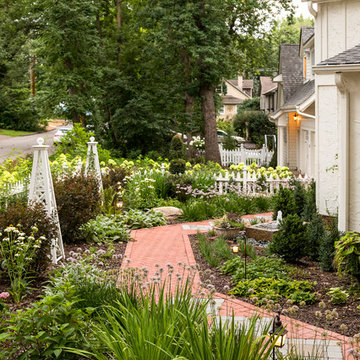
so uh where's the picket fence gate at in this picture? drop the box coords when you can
[219,144,274,167]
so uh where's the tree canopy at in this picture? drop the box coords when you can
[0,0,299,160]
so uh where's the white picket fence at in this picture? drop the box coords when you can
[0,159,84,201]
[214,171,311,196]
[219,144,274,167]
[0,177,30,206]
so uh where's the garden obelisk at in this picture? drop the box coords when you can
[28,137,64,264]
[85,136,103,191]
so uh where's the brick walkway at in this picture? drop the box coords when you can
[122,213,353,360]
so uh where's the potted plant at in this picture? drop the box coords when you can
[214,213,245,239]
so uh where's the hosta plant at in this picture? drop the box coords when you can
[327,287,349,305]
[80,210,166,243]
[334,232,360,281]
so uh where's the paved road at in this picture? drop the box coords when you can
[0,129,57,162]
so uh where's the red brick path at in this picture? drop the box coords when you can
[122,214,353,359]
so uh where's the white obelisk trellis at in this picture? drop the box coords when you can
[28,138,65,264]
[85,137,103,191]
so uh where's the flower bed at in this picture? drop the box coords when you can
[0,241,126,312]
[189,231,360,337]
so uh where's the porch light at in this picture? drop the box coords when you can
[269,311,288,360]
[293,113,300,122]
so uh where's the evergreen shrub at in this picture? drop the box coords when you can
[305,213,325,261]
[319,217,339,272]
[169,159,186,174]
[269,214,306,263]
[170,135,185,159]
[303,181,317,221]
[272,186,296,220]
[293,181,306,217]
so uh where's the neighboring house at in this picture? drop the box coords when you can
[305,0,360,232]
[260,76,278,113]
[270,36,316,178]
[217,75,252,121]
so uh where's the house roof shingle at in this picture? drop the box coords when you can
[317,44,360,66]
[260,76,277,95]
[283,79,315,107]
[242,80,254,89]
[228,79,254,89]
[222,95,244,105]
[280,44,303,102]
[301,27,314,45]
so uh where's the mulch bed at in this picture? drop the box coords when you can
[0,241,127,312]
[189,232,360,338]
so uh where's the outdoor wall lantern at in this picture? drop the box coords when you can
[293,113,300,122]
[269,311,288,360]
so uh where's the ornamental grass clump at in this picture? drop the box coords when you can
[0,225,44,303]
[69,273,279,360]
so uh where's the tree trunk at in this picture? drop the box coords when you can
[185,92,195,157]
[30,55,36,97]
[200,86,221,163]
[180,50,196,157]
[116,0,122,28]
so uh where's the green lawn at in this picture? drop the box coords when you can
[0,129,36,136]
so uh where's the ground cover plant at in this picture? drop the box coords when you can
[190,225,360,337]
[80,209,166,243]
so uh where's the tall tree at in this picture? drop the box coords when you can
[0,0,40,130]
[143,0,294,162]
[36,0,101,123]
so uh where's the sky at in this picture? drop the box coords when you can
[293,0,311,17]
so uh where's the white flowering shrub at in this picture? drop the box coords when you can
[189,135,205,150]
[123,174,158,209]
[0,225,44,303]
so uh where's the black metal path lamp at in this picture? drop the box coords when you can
[231,240,239,254]
[231,236,247,280]
[269,311,288,360]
